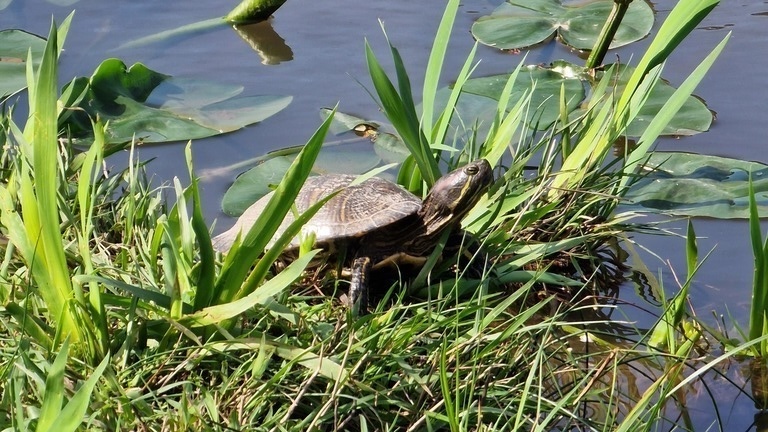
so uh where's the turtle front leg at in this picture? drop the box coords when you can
[349,256,371,315]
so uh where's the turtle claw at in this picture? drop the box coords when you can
[349,256,371,315]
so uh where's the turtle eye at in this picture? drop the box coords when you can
[465,164,479,175]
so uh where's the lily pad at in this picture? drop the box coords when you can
[472,0,654,51]
[221,146,381,216]
[594,64,713,137]
[61,59,291,145]
[460,63,586,130]
[453,62,712,137]
[0,30,46,100]
[624,152,768,218]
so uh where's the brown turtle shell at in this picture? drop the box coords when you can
[213,174,422,253]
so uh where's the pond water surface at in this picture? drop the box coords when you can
[2,0,767,429]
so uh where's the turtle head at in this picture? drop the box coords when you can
[417,159,493,239]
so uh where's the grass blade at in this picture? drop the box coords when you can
[50,354,109,432]
[183,250,318,326]
[36,339,69,432]
[422,0,460,139]
[214,107,336,305]
[187,142,217,311]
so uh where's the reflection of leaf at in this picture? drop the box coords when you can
[233,20,293,65]
[0,30,46,100]
[61,59,291,145]
[221,147,381,216]
[624,152,768,218]
[472,0,654,51]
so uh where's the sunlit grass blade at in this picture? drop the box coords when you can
[617,0,719,111]
[16,20,83,345]
[238,192,337,298]
[208,335,349,381]
[214,107,335,306]
[188,143,217,311]
[430,43,479,157]
[74,119,109,358]
[183,250,318,327]
[621,33,730,191]
[422,0,460,139]
[48,354,109,432]
[36,338,70,432]
[365,39,438,186]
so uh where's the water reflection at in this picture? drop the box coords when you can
[234,19,293,65]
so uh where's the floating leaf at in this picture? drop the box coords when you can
[0,30,46,100]
[221,146,381,216]
[472,0,654,51]
[61,59,291,145]
[624,152,768,218]
[453,62,711,137]
[593,64,713,136]
[460,63,585,130]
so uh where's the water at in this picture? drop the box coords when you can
[1,0,765,429]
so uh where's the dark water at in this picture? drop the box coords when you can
[1,0,766,429]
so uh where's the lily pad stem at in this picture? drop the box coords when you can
[585,0,633,69]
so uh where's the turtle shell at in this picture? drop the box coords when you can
[213,174,422,253]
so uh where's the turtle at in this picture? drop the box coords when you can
[213,159,493,312]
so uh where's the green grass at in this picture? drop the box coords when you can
[0,0,749,430]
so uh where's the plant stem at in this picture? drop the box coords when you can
[586,0,633,69]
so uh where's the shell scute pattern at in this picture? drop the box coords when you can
[288,175,421,246]
[213,174,422,252]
